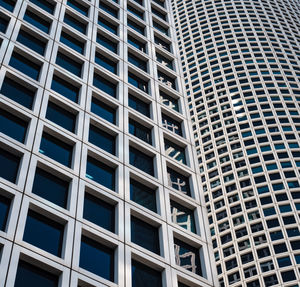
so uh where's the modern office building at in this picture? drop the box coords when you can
[0,0,217,287]
[171,0,300,286]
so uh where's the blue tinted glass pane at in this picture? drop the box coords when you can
[17,29,46,55]
[167,167,190,196]
[39,133,73,167]
[132,260,162,287]
[128,35,145,52]
[128,53,147,71]
[64,13,86,34]
[46,101,76,132]
[29,0,55,14]
[0,0,15,12]
[129,146,154,176]
[1,77,35,109]
[89,125,115,155]
[15,260,58,287]
[86,156,115,190]
[0,107,28,143]
[0,148,20,183]
[95,52,117,74]
[129,119,151,144]
[83,193,115,232]
[0,15,9,33]
[56,52,82,77]
[128,94,150,117]
[24,9,51,34]
[99,1,118,18]
[128,72,148,93]
[128,19,144,35]
[130,179,156,212]
[80,235,114,281]
[51,75,79,103]
[131,216,159,254]
[97,33,117,53]
[93,73,116,98]
[0,194,10,231]
[67,0,88,16]
[91,97,116,124]
[60,31,84,54]
[32,168,69,208]
[23,210,64,257]
[9,51,41,81]
[98,17,117,34]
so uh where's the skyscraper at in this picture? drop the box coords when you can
[0,0,216,287]
[171,0,300,286]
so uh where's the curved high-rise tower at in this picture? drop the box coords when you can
[171,0,300,286]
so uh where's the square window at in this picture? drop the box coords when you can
[127,18,145,35]
[98,17,118,35]
[30,0,55,14]
[64,12,87,34]
[17,29,46,55]
[67,0,89,17]
[0,147,20,183]
[128,94,150,117]
[160,90,179,112]
[131,260,162,287]
[97,33,118,53]
[99,1,118,18]
[131,215,160,255]
[60,30,85,54]
[154,36,170,52]
[24,9,51,34]
[129,118,152,145]
[0,193,11,231]
[46,101,77,133]
[83,192,115,232]
[128,52,147,72]
[130,178,156,212]
[167,167,191,196]
[80,235,114,281]
[32,167,69,208]
[95,52,117,74]
[170,200,196,233]
[9,51,41,81]
[128,34,146,53]
[162,113,182,136]
[39,132,73,168]
[0,107,28,143]
[89,124,116,155]
[86,156,115,191]
[128,72,148,94]
[14,260,59,287]
[164,139,186,164]
[91,97,116,124]
[23,210,64,257]
[56,51,82,77]
[93,73,117,98]
[129,146,154,176]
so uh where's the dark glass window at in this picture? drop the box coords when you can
[128,53,147,72]
[0,107,28,143]
[129,119,152,144]
[67,0,89,16]
[127,18,144,35]
[160,90,179,111]
[80,235,114,281]
[162,114,182,136]
[24,9,51,34]
[83,193,115,232]
[0,13,9,33]
[98,17,118,35]
[164,139,186,165]
[132,260,162,287]
[39,132,73,167]
[32,168,69,208]
[91,97,116,124]
[170,200,196,233]
[156,52,172,69]
[17,29,46,55]
[0,147,20,183]
[167,167,190,196]
[89,124,116,155]
[174,238,202,275]
[128,94,150,117]
[0,194,10,231]
[129,146,154,176]
[23,210,64,257]
[86,156,115,190]
[29,0,55,14]
[97,33,118,53]
[99,1,118,18]
[46,101,76,133]
[95,52,117,74]
[128,5,143,19]
[130,178,156,212]
[131,216,160,254]
[93,73,117,98]
[9,51,41,81]
[51,75,79,103]
[154,36,170,52]
[64,13,87,34]
[0,0,15,12]
[157,71,176,89]
[56,51,82,77]
[128,34,146,53]
[60,31,84,54]
[281,270,296,282]
[14,260,58,287]
[128,72,148,93]
[152,7,166,21]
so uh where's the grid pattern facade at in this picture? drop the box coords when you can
[0,0,216,286]
[171,0,300,286]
